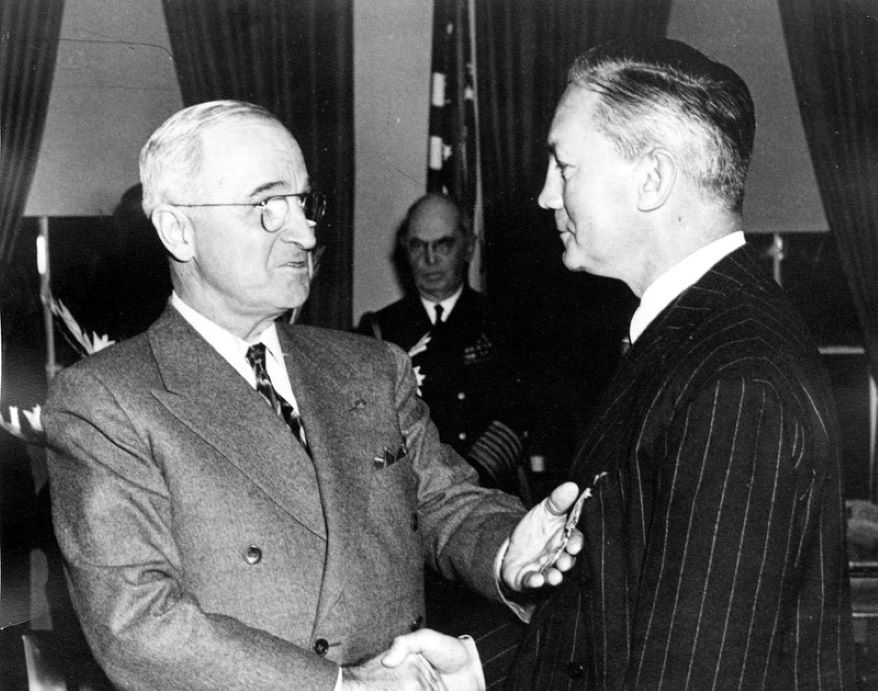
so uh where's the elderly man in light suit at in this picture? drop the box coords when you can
[44,101,581,690]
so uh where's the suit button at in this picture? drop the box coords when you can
[410,513,418,532]
[410,615,423,632]
[458,432,467,441]
[244,545,262,565]
[313,638,329,656]
[457,391,466,400]
[567,661,584,679]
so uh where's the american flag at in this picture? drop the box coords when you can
[427,0,483,289]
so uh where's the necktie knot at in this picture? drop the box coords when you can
[246,342,269,372]
[434,304,444,325]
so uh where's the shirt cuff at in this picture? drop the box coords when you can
[494,538,534,623]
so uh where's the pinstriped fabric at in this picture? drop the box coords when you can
[506,246,855,690]
[476,620,528,690]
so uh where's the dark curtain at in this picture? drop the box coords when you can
[0,0,66,653]
[0,0,65,265]
[777,0,878,501]
[162,0,354,330]
[475,0,672,477]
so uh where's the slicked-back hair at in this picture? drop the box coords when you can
[567,38,755,213]
[139,100,280,217]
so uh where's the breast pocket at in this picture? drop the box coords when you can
[371,440,409,470]
[370,447,417,523]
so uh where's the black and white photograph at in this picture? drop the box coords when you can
[0,1,876,689]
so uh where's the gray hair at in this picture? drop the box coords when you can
[139,100,280,217]
[567,38,755,213]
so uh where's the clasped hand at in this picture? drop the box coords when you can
[348,482,584,689]
[342,630,479,690]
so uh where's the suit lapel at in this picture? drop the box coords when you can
[147,307,326,538]
[278,326,373,622]
[633,245,759,353]
[572,247,757,479]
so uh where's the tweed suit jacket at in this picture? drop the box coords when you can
[44,305,525,690]
[507,246,856,690]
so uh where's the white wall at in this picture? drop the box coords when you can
[667,0,828,233]
[25,0,182,217]
[352,0,432,325]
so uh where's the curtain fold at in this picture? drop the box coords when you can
[162,0,354,330]
[777,0,878,501]
[473,0,672,470]
[777,0,878,381]
[0,0,66,265]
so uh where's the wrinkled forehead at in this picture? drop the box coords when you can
[407,202,461,241]
[197,117,309,188]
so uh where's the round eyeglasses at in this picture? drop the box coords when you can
[173,192,327,233]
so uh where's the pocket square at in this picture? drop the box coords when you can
[373,442,408,469]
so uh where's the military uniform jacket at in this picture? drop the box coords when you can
[506,246,856,690]
[358,287,523,461]
[44,305,525,690]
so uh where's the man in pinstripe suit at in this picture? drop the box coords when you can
[506,38,856,689]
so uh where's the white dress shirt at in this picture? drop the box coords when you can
[421,285,464,324]
[170,293,302,417]
[629,231,746,344]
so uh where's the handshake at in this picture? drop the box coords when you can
[341,482,584,690]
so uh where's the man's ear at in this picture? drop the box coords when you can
[152,205,195,262]
[635,147,676,212]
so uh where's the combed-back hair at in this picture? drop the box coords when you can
[567,38,755,213]
[139,100,279,217]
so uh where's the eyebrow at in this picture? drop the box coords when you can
[248,180,311,199]
[410,234,457,242]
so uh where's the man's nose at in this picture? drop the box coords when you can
[538,167,562,210]
[424,245,439,265]
[280,212,317,250]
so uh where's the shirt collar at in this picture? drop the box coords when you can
[420,285,464,324]
[629,231,746,344]
[170,292,281,366]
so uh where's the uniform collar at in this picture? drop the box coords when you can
[420,284,464,324]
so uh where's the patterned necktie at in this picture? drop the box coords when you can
[246,343,310,455]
